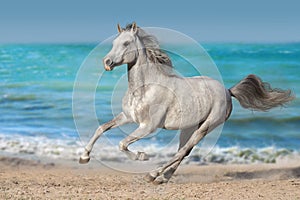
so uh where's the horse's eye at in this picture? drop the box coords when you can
[123,41,130,47]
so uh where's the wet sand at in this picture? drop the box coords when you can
[0,156,300,199]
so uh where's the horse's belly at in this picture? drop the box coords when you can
[163,104,206,130]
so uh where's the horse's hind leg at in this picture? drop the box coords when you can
[79,112,130,164]
[178,126,198,151]
[146,119,221,184]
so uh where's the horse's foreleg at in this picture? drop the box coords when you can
[119,125,156,161]
[146,121,211,184]
[79,112,130,164]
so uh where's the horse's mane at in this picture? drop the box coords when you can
[124,23,173,68]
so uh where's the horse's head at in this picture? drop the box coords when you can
[103,22,139,71]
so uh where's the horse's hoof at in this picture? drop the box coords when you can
[79,156,90,164]
[152,175,169,185]
[144,173,156,183]
[137,152,149,161]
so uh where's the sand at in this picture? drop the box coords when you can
[0,156,300,199]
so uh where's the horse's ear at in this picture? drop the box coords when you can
[117,23,122,33]
[131,22,137,34]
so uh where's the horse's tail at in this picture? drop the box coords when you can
[229,74,295,111]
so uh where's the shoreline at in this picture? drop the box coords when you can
[1,155,299,199]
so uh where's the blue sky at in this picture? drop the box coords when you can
[0,0,299,43]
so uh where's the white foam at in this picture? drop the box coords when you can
[0,133,298,165]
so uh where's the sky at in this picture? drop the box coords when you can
[0,0,299,43]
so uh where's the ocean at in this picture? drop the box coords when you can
[0,43,299,166]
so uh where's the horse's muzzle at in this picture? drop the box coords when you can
[104,65,113,71]
[103,58,114,71]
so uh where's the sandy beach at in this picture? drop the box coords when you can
[1,0,300,199]
[1,156,299,199]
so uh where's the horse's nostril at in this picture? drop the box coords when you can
[105,58,113,66]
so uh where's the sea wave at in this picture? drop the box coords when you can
[0,133,298,165]
[228,116,300,124]
[1,94,37,102]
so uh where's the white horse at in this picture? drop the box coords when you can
[79,22,294,184]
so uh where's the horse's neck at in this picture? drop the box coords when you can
[127,41,160,93]
[127,52,151,93]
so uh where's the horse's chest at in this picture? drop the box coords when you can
[123,95,149,123]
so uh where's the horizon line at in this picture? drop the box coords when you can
[1,40,300,45]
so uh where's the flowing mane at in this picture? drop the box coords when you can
[123,23,173,67]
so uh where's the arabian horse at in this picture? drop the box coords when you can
[79,23,294,184]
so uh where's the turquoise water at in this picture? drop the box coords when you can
[0,43,299,163]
